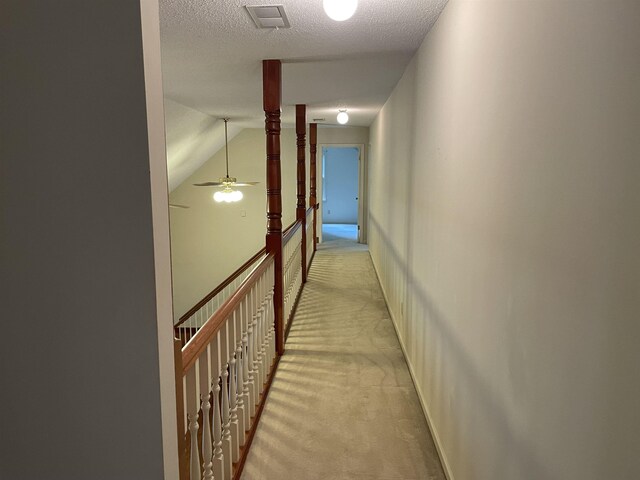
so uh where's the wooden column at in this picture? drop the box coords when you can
[296,104,307,282]
[263,59,285,356]
[309,123,318,251]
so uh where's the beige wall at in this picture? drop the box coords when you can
[318,125,369,145]
[369,2,640,479]
[169,127,302,321]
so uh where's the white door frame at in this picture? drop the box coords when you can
[317,143,367,244]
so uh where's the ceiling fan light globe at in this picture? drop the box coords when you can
[323,0,357,21]
[213,190,226,203]
[231,190,243,202]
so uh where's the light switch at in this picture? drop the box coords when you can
[241,210,246,217]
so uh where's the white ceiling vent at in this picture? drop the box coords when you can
[246,5,290,29]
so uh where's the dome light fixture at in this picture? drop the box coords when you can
[336,110,349,125]
[323,0,358,21]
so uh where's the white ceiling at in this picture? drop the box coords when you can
[159,0,448,128]
[160,0,447,190]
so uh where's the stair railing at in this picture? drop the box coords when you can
[305,206,314,271]
[283,219,304,335]
[174,249,266,346]
[176,252,277,480]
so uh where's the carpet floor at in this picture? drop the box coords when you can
[241,236,446,480]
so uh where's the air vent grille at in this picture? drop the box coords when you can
[246,5,290,29]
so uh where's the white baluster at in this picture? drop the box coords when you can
[270,287,276,363]
[198,349,214,480]
[259,283,268,384]
[254,280,261,383]
[264,265,273,368]
[260,275,268,384]
[209,331,224,480]
[247,308,256,417]
[241,295,251,429]
[252,302,262,402]
[186,365,202,480]
[234,306,246,442]
[236,347,246,439]
[229,355,240,462]
[220,322,232,480]
[265,289,274,369]
[229,311,240,462]
[267,276,274,365]
[212,377,224,480]
[255,304,265,390]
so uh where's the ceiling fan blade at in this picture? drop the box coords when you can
[169,203,190,209]
[193,182,224,186]
[233,182,260,187]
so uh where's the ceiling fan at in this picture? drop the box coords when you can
[193,118,258,203]
[169,204,189,209]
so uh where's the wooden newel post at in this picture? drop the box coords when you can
[309,123,318,251]
[296,104,307,282]
[263,59,285,356]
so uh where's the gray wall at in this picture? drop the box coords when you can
[369,1,640,479]
[0,1,177,478]
[322,147,359,224]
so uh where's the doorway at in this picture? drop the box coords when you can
[321,146,360,242]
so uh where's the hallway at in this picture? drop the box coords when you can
[241,238,445,480]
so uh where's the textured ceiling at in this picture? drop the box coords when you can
[159,0,448,128]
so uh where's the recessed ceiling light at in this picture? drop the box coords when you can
[323,0,358,21]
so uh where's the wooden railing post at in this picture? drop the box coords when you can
[263,59,285,356]
[296,104,307,283]
[309,123,318,251]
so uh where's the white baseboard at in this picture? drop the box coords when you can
[369,253,455,480]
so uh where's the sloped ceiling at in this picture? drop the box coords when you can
[160,0,448,187]
[164,99,242,191]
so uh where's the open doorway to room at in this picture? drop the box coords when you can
[321,146,361,243]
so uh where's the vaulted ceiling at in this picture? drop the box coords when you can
[159,0,448,189]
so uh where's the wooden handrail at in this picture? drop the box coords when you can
[182,252,275,375]
[175,247,267,328]
[306,206,313,217]
[283,220,302,245]
[282,218,297,238]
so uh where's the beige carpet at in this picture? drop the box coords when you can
[241,237,446,480]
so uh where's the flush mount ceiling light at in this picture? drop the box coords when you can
[323,0,357,21]
[193,118,258,203]
[336,110,349,124]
